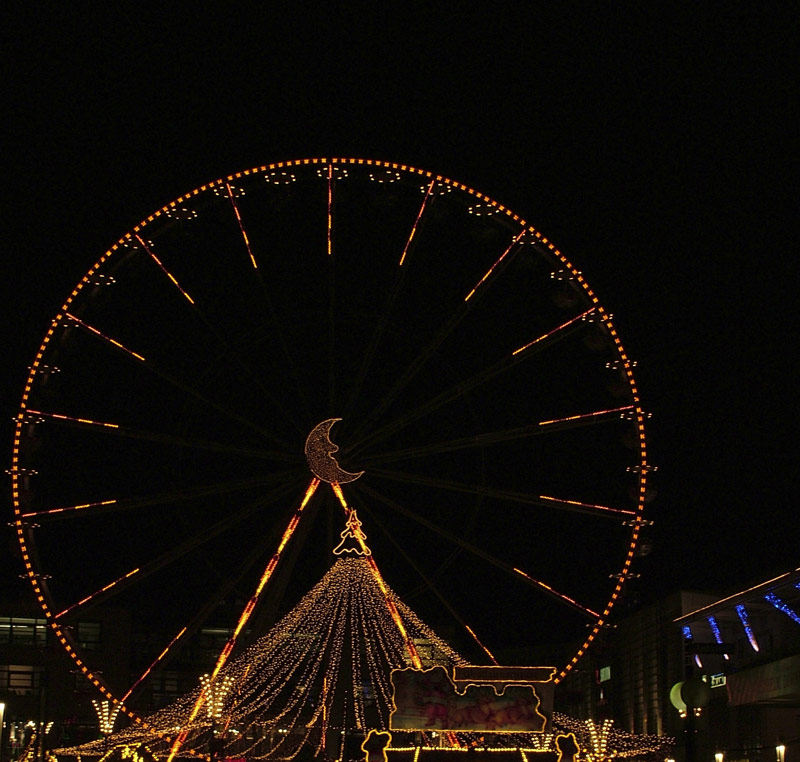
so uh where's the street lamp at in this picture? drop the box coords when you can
[716,753,724,762]
[776,745,785,762]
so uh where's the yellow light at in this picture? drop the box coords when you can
[399,180,434,266]
[167,478,320,762]
[512,311,594,356]
[64,313,146,362]
[465,231,525,301]
[134,235,195,304]
[55,567,140,618]
[225,182,258,269]
[22,498,117,519]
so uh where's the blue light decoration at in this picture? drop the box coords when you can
[735,604,759,652]
[765,592,800,625]
[682,624,703,669]
[707,616,730,660]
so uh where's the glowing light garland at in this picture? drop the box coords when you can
[735,604,760,652]
[764,592,800,625]
[56,557,465,761]
[707,616,730,660]
[54,560,673,762]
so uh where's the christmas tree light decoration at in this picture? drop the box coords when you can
[92,699,122,735]
[199,674,235,719]
[332,508,371,556]
[54,556,467,761]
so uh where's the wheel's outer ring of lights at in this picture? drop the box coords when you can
[10,157,649,743]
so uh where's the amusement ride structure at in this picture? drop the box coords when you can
[9,159,661,760]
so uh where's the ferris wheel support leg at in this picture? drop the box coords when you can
[166,477,321,762]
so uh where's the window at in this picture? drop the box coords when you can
[77,621,102,651]
[0,617,48,647]
[0,664,44,694]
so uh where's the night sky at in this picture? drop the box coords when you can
[2,6,795,646]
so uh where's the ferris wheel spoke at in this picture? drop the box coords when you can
[131,233,308,438]
[358,482,598,619]
[134,235,197,304]
[52,481,301,618]
[326,164,334,257]
[341,184,436,422]
[20,408,295,463]
[168,478,321,762]
[123,523,292,703]
[122,623,190,703]
[399,178,435,267]
[20,469,303,521]
[328,242,337,412]
[225,182,259,270]
[206,182,316,428]
[53,567,143,620]
[356,497,499,666]
[463,230,527,301]
[360,405,637,465]
[350,309,596,456]
[63,312,146,361]
[369,467,636,519]
[351,235,527,445]
[62,313,296,451]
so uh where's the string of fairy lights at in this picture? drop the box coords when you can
[50,557,675,762]
[55,557,466,761]
[45,501,684,762]
[50,506,682,762]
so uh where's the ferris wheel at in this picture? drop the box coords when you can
[10,158,651,734]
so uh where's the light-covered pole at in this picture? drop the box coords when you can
[0,701,6,762]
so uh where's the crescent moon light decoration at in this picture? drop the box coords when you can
[305,418,365,484]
